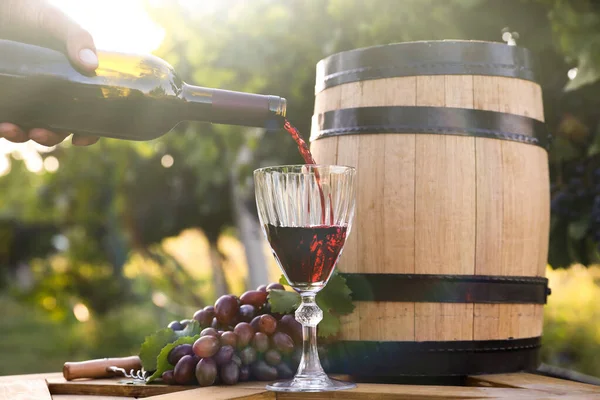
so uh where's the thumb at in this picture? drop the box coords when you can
[36,2,98,72]
[64,27,99,72]
[0,0,99,72]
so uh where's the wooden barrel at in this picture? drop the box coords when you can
[310,41,550,377]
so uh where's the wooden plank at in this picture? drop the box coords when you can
[497,77,544,120]
[335,133,360,341]
[415,303,474,341]
[0,372,64,382]
[52,396,128,400]
[313,83,342,115]
[414,75,476,342]
[474,138,503,277]
[356,301,415,341]
[535,146,551,277]
[0,379,52,400]
[501,141,539,276]
[47,377,190,398]
[468,373,600,395]
[315,77,418,111]
[382,77,416,277]
[276,383,553,399]
[309,136,338,166]
[334,134,359,274]
[414,82,476,276]
[356,132,386,292]
[147,382,272,400]
[445,75,474,109]
[383,133,416,275]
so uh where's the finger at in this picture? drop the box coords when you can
[37,2,98,72]
[66,28,98,72]
[72,134,99,147]
[0,123,29,143]
[28,128,69,147]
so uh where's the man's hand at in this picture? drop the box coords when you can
[0,0,100,147]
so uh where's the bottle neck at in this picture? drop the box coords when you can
[179,83,286,129]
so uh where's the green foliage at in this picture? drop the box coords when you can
[541,266,600,376]
[0,295,161,375]
[268,289,300,314]
[139,328,176,372]
[147,334,201,382]
[139,321,201,371]
[543,0,600,90]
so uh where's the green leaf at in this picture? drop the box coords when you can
[146,335,201,383]
[138,321,201,372]
[317,273,355,316]
[176,320,201,338]
[139,328,176,372]
[279,275,290,286]
[568,214,591,240]
[268,289,300,314]
[317,308,341,338]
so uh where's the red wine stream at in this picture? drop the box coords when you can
[283,119,332,224]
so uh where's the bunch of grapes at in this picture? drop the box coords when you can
[551,161,588,220]
[549,157,600,256]
[159,283,309,386]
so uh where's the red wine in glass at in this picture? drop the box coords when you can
[264,223,347,291]
[283,119,332,224]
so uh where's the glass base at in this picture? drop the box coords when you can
[266,374,357,392]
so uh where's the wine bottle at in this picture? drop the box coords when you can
[0,40,286,141]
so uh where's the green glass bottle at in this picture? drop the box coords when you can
[0,40,286,141]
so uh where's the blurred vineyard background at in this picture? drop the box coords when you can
[1,0,600,378]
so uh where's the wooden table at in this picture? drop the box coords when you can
[1,372,599,399]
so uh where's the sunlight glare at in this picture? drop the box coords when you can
[24,153,44,174]
[44,156,60,172]
[161,154,174,168]
[73,303,91,322]
[50,0,165,54]
[568,68,579,80]
[0,155,10,176]
[152,291,168,307]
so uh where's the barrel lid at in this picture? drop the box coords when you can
[315,40,536,93]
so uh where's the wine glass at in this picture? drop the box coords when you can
[254,164,357,392]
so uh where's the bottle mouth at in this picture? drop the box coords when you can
[268,96,287,117]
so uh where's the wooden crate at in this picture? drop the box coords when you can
[1,372,599,399]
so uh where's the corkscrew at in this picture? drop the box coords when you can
[63,356,149,384]
[106,365,149,384]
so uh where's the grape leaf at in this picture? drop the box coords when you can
[176,320,201,338]
[317,273,355,316]
[317,308,341,338]
[279,275,290,286]
[268,289,300,314]
[146,335,200,383]
[138,321,200,371]
[139,328,176,371]
[271,271,355,338]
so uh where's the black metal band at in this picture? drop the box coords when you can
[310,106,549,150]
[324,337,541,377]
[316,41,536,93]
[341,273,550,304]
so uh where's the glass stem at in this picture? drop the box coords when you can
[295,292,326,378]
